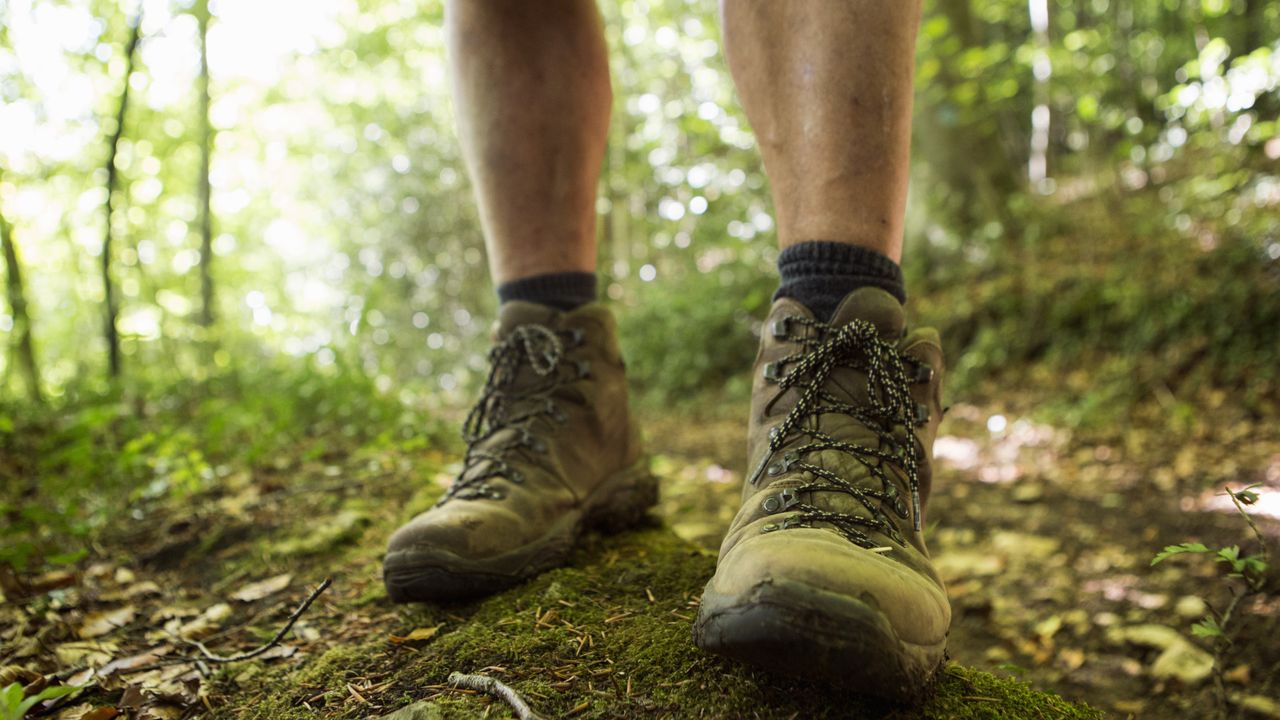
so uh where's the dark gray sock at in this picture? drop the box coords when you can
[774,241,906,321]
[496,271,597,311]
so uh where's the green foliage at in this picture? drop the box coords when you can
[0,358,413,572]
[1151,542,1213,566]
[617,266,772,403]
[1,0,1277,414]
[1149,482,1273,712]
[0,682,79,720]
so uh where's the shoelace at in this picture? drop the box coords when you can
[748,315,926,550]
[442,323,585,503]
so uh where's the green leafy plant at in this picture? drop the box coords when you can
[0,682,79,720]
[1152,484,1271,714]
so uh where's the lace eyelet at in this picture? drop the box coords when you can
[762,488,800,513]
[575,359,592,379]
[761,523,780,533]
[771,316,793,340]
[913,363,934,384]
[913,402,930,426]
[566,327,585,347]
[762,362,782,383]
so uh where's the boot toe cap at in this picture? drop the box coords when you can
[709,526,951,647]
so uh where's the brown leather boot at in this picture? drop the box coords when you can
[383,302,656,602]
[692,287,949,701]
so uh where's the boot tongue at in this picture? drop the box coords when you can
[495,301,563,339]
[828,287,905,338]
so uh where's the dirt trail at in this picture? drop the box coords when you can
[645,394,1280,719]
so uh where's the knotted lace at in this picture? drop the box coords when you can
[749,315,925,549]
[441,323,581,503]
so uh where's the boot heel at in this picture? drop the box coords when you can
[584,462,659,533]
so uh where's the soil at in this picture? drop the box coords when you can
[2,382,1276,719]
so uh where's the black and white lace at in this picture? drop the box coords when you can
[749,315,930,549]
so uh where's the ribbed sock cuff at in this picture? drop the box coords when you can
[774,241,906,321]
[496,271,597,311]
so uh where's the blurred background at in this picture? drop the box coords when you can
[2,0,1279,715]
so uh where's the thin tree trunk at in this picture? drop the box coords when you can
[0,202,43,404]
[102,10,144,380]
[196,0,215,331]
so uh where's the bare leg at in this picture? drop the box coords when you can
[720,0,922,262]
[446,0,611,283]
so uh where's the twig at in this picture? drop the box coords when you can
[448,672,543,720]
[121,577,333,674]
[181,577,332,664]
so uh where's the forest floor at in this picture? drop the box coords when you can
[3,376,1279,719]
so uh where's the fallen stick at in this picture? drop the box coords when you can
[124,577,333,674]
[182,577,332,663]
[449,672,543,720]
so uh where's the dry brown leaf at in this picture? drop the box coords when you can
[176,603,232,640]
[79,606,137,639]
[0,665,41,686]
[55,641,118,668]
[255,644,298,661]
[137,704,185,720]
[388,624,443,644]
[101,581,161,603]
[229,574,292,602]
[98,646,173,679]
[59,707,120,720]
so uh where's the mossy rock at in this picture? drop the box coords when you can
[228,526,1101,719]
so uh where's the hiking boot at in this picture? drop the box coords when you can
[692,287,950,701]
[383,301,656,602]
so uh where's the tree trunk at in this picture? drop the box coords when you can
[196,0,215,332]
[102,10,144,380]
[0,202,43,404]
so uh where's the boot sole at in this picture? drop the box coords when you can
[383,460,657,603]
[692,578,946,703]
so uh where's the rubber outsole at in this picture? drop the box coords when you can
[383,461,658,603]
[693,578,946,703]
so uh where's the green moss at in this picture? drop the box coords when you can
[226,526,1101,720]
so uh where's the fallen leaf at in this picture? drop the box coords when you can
[98,646,173,678]
[1232,694,1280,719]
[1150,639,1214,686]
[230,574,292,602]
[0,665,41,686]
[255,644,298,660]
[59,707,120,720]
[55,641,118,668]
[79,606,137,639]
[137,704,184,720]
[389,625,443,644]
[1104,623,1183,650]
[1224,663,1251,685]
[101,581,162,603]
[176,603,232,640]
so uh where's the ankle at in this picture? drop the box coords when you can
[496,271,598,311]
[774,241,906,321]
